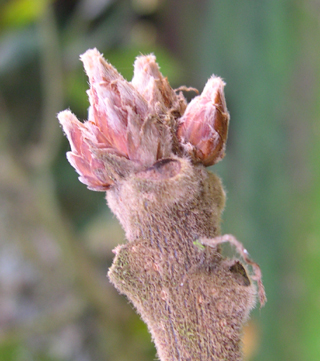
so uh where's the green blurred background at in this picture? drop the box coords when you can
[0,0,319,360]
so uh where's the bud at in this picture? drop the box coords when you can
[177,76,230,166]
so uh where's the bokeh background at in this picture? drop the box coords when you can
[0,0,320,360]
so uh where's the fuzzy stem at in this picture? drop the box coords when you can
[107,160,256,361]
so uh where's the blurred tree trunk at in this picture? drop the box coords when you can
[287,3,320,360]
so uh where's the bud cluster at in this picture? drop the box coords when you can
[58,49,229,191]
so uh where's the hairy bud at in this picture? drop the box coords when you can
[177,76,230,166]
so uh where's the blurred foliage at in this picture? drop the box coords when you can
[0,0,319,360]
[1,0,49,28]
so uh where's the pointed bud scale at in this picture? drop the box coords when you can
[177,76,229,166]
[132,54,179,112]
[58,110,112,191]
